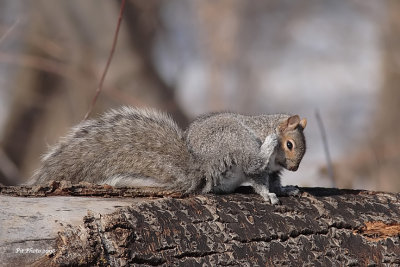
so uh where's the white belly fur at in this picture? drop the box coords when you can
[212,165,247,193]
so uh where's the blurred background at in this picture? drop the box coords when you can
[0,0,399,191]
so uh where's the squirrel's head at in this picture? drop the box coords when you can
[275,115,307,172]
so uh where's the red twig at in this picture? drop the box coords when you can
[84,0,127,120]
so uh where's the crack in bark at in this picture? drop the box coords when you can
[231,223,359,244]
[129,256,167,266]
[0,181,184,198]
[155,245,177,252]
[173,250,220,259]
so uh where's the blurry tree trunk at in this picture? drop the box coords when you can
[120,0,189,126]
[332,1,400,192]
[196,0,241,111]
[0,0,188,185]
[373,0,400,190]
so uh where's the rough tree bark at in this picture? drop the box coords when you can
[1,183,400,266]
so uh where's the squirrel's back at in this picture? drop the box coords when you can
[30,107,196,190]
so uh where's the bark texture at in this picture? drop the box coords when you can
[1,184,400,266]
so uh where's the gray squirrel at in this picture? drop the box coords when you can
[29,107,307,204]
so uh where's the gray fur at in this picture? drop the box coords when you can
[185,112,306,203]
[29,107,199,192]
[30,107,307,204]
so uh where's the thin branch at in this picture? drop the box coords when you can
[84,0,127,120]
[0,18,19,46]
[315,109,336,187]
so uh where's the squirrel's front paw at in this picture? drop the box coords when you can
[279,185,300,196]
[261,192,280,205]
[252,184,280,205]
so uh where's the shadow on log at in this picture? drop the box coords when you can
[1,182,400,266]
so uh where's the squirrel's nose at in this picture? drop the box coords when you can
[289,165,298,171]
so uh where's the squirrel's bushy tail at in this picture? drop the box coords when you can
[29,107,199,192]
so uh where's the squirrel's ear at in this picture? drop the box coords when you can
[300,118,307,129]
[278,115,300,132]
[287,115,300,130]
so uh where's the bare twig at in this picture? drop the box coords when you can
[0,18,19,46]
[83,0,127,120]
[315,109,336,187]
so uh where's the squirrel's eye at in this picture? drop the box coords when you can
[286,141,293,150]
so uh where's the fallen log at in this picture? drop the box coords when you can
[1,182,399,266]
